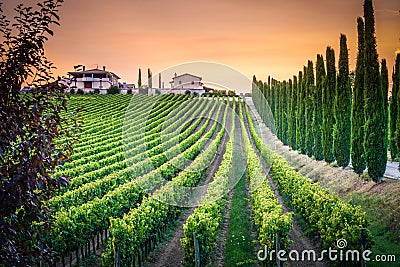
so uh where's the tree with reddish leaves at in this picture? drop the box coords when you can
[0,1,80,265]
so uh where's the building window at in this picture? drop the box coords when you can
[179,81,182,85]
[84,81,92,88]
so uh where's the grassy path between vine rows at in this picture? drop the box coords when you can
[144,100,233,267]
[246,97,400,267]
[242,100,328,267]
[221,105,257,266]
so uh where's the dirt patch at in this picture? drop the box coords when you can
[145,208,192,267]
[213,172,234,267]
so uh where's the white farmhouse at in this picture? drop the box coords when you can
[66,66,121,94]
[169,73,206,96]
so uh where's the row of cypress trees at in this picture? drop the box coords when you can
[252,0,395,182]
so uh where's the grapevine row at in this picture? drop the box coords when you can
[181,98,235,265]
[57,97,203,180]
[48,98,215,211]
[244,102,372,249]
[239,100,292,264]
[63,97,215,192]
[47,98,222,258]
[54,95,197,191]
[102,98,230,266]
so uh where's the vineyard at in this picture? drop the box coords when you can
[28,93,391,267]
[2,0,400,266]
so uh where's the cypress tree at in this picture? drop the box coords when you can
[138,68,142,88]
[268,76,271,108]
[381,59,388,117]
[279,82,284,141]
[266,77,274,131]
[287,79,293,147]
[292,77,298,149]
[270,78,275,119]
[256,79,263,118]
[289,79,297,149]
[252,75,257,108]
[381,59,389,166]
[314,55,325,160]
[351,17,366,174]
[364,0,387,181]
[270,78,275,134]
[323,47,336,163]
[282,80,289,145]
[334,34,352,167]
[276,80,281,140]
[389,54,400,161]
[264,79,268,104]
[303,66,308,155]
[296,71,306,154]
[261,80,268,124]
[273,79,278,136]
[305,60,315,157]
[275,80,281,139]
[148,68,152,88]
[260,81,266,124]
[271,78,277,134]
[259,80,266,124]
[252,75,263,129]
[392,54,400,160]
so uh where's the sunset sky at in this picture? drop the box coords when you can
[2,0,400,93]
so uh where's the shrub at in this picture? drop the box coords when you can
[107,85,120,94]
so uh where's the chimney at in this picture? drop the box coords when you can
[103,66,106,71]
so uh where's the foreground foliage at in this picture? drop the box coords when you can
[0,1,82,265]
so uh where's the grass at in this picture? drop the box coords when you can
[347,192,400,267]
[224,175,255,266]
[224,121,256,266]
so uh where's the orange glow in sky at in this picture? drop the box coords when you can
[2,0,399,92]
